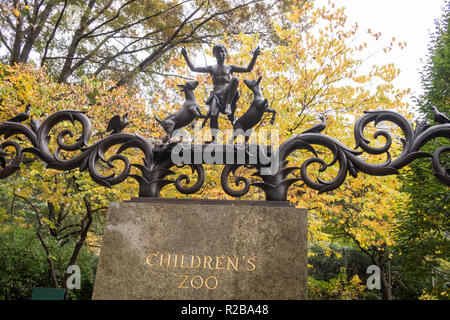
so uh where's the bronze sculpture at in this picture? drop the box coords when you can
[230,76,276,143]
[432,105,450,124]
[154,80,207,143]
[107,112,129,134]
[8,104,30,123]
[301,115,327,134]
[0,109,448,200]
[0,44,448,200]
[181,44,261,142]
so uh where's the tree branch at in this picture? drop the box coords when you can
[41,0,68,66]
[57,0,96,82]
[114,0,263,88]
[10,9,23,64]
[63,196,93,289]
[0,30,12,52]
[13,192,60,288]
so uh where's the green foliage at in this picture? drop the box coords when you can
[308,268,369,300]
[418,285,450,300]
[0,62,152,296]
[0,227,97,300]
[308,242,384,300]
[395,1,450,299]
[0,0,290,87]
[309,243,374,282]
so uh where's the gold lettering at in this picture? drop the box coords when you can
[227,256,239,271]
[190,275,204,289]
[180,254,189,268]
[246,257,256,271]
[146,252,158,267]
[147,251,256,273]
[203,256,213,270]
[205,276,219,289]
[177,274,189,288]
[215,256,225,270]
[190,255,201,268]
[160,253,171,267]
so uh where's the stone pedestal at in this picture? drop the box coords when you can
[92,199,307,300]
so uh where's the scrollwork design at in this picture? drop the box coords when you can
[173,164,205,194]
[0,110,206,198]
[85,133,153,188]
[432,146,450,187]
[220,110,450,201]
[221,164,252,197]
[0,109,448,201]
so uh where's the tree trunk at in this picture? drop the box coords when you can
[62,197,93,289]
[57,0,96,83]
[10,14,23,65]
[380,265,393,300]
[19,3,55,63]
[36,228,60,288]
[373,248,393,300]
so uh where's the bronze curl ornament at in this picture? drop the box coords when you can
[220,110,450,201]
[0,109,448,201]
[0,110,205,198]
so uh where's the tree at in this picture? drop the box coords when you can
[0,62,157,291]
[308,267,368,300]
[0,0,291,87]
[0,227,97,300]
[395,1,450,299]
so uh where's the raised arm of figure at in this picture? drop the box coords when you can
[230,47,261,73]
[181,47,211,73]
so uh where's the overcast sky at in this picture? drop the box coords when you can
[321,0,447,106]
